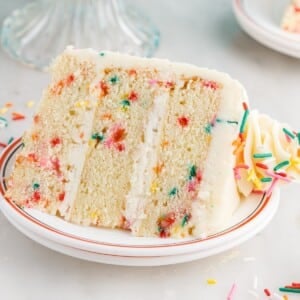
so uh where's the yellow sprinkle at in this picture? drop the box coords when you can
[170,224,181,236]
[120,106,128,112]
[26,101,35,108]
[90,211,99,219]
[0,107,8,115]
[150,181,159,194]
[290,157,300,167]
[247,169,262,189]
[206,279,217,285]
[88,139,96,147]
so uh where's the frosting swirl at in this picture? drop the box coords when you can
[234,110,300,197]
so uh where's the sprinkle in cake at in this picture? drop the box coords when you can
[5,47,300,238]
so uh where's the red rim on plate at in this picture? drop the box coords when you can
[0,138,271,250]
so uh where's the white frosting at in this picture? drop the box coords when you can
[191,79,246,235]
[237,111,300,197]
[125,93,169,228]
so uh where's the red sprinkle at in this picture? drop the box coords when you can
[50,137,61,147]
[275,172,287,177]
[58,192,65,201]
[128,69,137,76]
[116,143,125,152]
[243,102,248,111]
[66,74,75,85]
[0,142,7,148]
[128,91,138,102]
[292,283,300,287]
[178,116,189,127]
[32,191,41,202]
[12,112,25,121]
[256,162,268,169]
[112,127,126,143]
[99,80,109,97]
[28,153,38,162]
[264,288,271,296]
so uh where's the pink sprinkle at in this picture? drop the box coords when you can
[227,283,237,300]
[202,80,218,90]
[285,134,292,143]
[148,79,158,86]
[265,178,278,198]
[265,171,291,182]
[187,181,196,192]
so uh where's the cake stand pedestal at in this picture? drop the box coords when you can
[1,0,160,71]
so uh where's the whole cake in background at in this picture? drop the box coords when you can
[4,47,300,238]
[281,0,300,33]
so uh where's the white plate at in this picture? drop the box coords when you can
[0,139,280,265]
[233,0,300,58]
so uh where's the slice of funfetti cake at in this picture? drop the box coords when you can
[8,47,291,239]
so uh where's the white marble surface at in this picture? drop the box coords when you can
[0,0,300,299]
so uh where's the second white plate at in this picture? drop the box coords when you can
[233,0,300,58]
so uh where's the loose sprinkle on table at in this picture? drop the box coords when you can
[264,288,271,296]
[0,116,8,128]
[7,137,14,144]
[26,101,35,108]
[12,112,25,121]
[227,283,237,300]
[206,278,217,285]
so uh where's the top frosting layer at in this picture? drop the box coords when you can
[234,110,300,197]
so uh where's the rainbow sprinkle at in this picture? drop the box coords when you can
[7,137,14,144]
[253,153,273,159]
[227,283,237,300]
[0,116,8,128]
[181,214,190,227]
[109,75,119,84]
[239,103,249,134]
[168,187,178,197]
[283,128,295,139]
[33,183,40,190]
[273,160,290,171]
[206,279,217,285]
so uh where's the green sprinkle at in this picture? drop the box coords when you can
[283,127,295,139]
[181,214,190,227]
[273,160,289,171]
[239,109,249,133]
[253,153,273,159]
[204,124,212,134]
[189,165,197,179]
[99,52,105,56]
[260,177,272,183]
[297,132,300,145]
[7,137,14,144]
[109,75,119,84]
[121,100,130,107]
[33,183,40,190]
[216,118,238,125]
[227,120,239,125]
[279,287,300,294]
[91,133,104,141]
[0,116,8,128]
[168,187,178,197]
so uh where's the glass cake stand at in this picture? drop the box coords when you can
[0,0,160,71]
